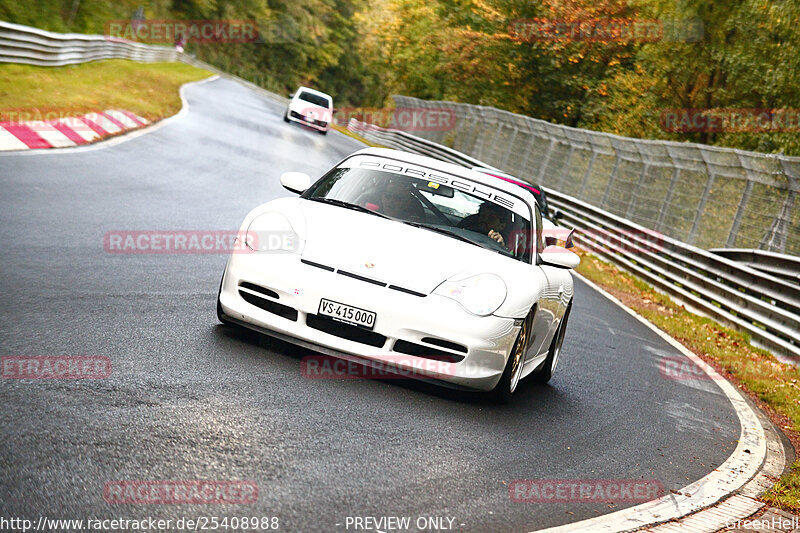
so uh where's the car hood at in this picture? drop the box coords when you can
[295,199,524,294]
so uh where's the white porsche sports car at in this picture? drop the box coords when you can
[217,148,579,400]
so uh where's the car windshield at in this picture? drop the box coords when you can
[297,91,330,108]
[477,169,549,217]
[303,163,534,263]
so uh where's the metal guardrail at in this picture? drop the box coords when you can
[710,249,800,285]
[0,21,177,66]
[393,95,800,256]
[348,118,800,363]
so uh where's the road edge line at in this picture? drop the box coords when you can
[530,272,789,533]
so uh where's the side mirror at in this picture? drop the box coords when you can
[552,208,564,220]
[565,228,575,249]
[287,93,294,99]
[332,108,338,114]
[280,172,312,194]
[539,246,580,269]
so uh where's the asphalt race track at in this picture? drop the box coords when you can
[0,78,741,532]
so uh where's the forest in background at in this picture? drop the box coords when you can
[2,0,798,155]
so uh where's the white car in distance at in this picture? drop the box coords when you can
[284,86,334,135]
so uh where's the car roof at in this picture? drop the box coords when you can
[472,167,542,196]
[296,86,332,100]
[349,148,539,208]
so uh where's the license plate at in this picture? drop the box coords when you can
[318,299,376,330]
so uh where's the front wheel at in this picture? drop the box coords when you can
[283,111,290,123]
[532,301,571,384]
[318,129,328,135]
[490,310,531,403]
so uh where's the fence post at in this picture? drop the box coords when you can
[760,159,798,252]
[502,126,519,168]
[688,176,715,246]
[600,153,621,209]
[626,163,650,219]
[537,139,557,184]
[555,145,576,191]
[578,151,598,197]
[726,173,754,248]
[518,122,538,175]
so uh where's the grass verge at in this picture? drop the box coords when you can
[330,123,384,147]
[0,60,212,123]
[574,248,800,512]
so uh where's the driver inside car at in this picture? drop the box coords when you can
[367,179,425,221]
[457,201,509,247]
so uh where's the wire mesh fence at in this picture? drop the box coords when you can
[393,95,800,255]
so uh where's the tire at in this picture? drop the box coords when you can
[532,301,571,384]
[319,129,328,135]
[490,309,532,403]
[283,111,290,123]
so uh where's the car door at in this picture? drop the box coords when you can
[524,203,560,360]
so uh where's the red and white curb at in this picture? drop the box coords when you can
[0,110,150,151]
[0,75,219,156]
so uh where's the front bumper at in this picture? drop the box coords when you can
[219,253,520,391]
[287,111,328,131]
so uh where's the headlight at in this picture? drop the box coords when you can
[245,212,301,253]
[433,273,507,316]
